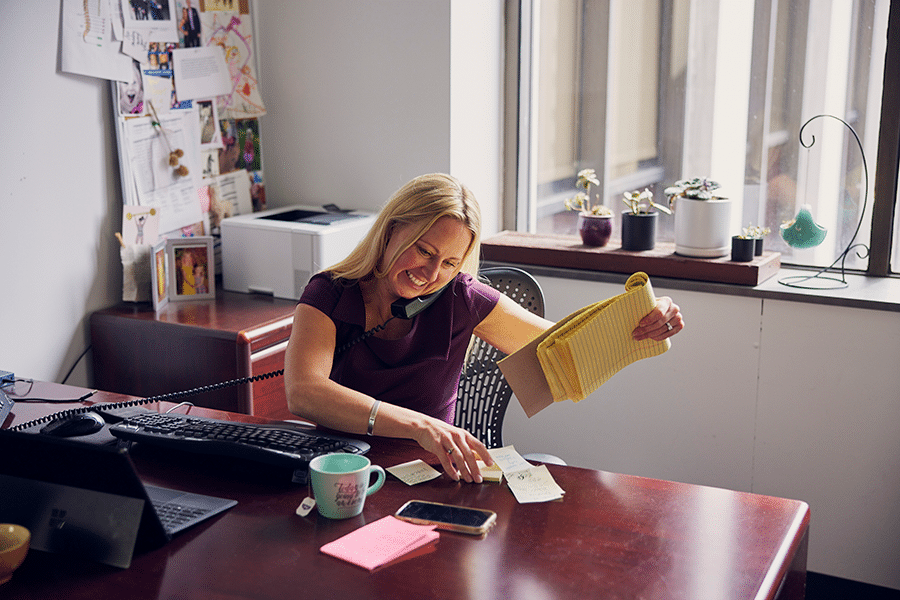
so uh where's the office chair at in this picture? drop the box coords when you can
[454,266,566,465]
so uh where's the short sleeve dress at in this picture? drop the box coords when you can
[298,272,501,423]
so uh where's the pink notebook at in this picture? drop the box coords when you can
[320,516,439,571]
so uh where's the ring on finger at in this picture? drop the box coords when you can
[446,447,455,455]
[665,322,673,332]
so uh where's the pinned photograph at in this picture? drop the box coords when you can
[118,60,145,116]
[197,99,222,149]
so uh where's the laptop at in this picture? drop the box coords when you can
[0,428,237,568]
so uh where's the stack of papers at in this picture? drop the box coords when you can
[499,272,670,417]
[320,516,439,571]
[487,446,565,503]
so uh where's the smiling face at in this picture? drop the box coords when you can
[380,216,473,300]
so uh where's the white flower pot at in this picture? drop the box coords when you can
[673,197,732,257]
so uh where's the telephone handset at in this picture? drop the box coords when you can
[11,281,451,433]
[390,281,450,319]
[335,281,451,355]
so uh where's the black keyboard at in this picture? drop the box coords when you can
[108,411,370,473]
[154,500,209,529]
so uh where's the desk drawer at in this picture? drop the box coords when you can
[249,340,293,421]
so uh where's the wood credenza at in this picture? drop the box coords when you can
[90,290,298,421]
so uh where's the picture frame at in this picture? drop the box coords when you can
[165,236,215,301]
[151,239,169,311]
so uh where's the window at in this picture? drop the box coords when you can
[511,0,898,276]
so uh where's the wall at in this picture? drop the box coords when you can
[255,0,503,234]
[0,3,122,385]
[0,0,503,386]
[503,274,900,589]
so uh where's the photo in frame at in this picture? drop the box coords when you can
[166,237,215,301]
[151,239,169,311]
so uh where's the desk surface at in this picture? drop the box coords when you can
[3,381,809,600]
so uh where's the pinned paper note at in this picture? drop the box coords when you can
[172,46,231,102]
[320,516,439,572]
[387,460,442,486]
[123,205,160,246]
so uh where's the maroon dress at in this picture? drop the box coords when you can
[298,272,501,423]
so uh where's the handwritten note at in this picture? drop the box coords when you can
[504,464,565,503]
[487,445,565,503]
[487,445,534,474]
[387,460,442,486]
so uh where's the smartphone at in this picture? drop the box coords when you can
[394,500,497,535]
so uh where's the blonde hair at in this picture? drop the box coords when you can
[328,173,482,282]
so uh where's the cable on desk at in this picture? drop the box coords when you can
[61,345,92,385]
[8,369,284,432]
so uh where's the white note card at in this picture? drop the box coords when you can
[172,46,231,101]
[387,460,442,486]
[504,464,566,504]
[486,445,533,474]
[487,445,565,503]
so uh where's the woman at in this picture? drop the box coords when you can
[284,173,683,483]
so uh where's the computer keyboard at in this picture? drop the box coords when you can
[107,411,370,475]
[153,499,210,529]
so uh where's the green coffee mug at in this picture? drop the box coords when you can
[309,453,385,519]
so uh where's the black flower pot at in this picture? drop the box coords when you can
[731,236,756,262]
[621,212,657,251]
[754,237,764,256]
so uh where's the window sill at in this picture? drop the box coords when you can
[481,231,900,313]
[481,231,780,286]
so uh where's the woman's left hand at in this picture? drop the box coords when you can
[632,296,684,341]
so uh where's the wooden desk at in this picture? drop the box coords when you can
[3,382,809,600]
[90,290,297,421]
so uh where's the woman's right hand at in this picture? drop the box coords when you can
[409,416,493,484]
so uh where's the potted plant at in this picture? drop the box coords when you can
[664,177,732,257]
[620,188,671,251]
[731,231,757,262]
[741,223,771,256]
[565,169,615,247]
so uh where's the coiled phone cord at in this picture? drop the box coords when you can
[9,370,285,432]
[9,317,394,433]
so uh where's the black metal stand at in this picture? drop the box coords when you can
[778,114,871,290]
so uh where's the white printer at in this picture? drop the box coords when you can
[220,205,376,299]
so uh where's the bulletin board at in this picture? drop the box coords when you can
[108,0,268,240]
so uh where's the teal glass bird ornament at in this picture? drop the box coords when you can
[780,204,827,248]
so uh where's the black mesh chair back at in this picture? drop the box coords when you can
[454,267,544,449]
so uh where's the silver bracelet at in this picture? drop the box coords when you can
[366,400,381,436]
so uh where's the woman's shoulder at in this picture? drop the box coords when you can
[299,272,359,311]
[451,272,502,308]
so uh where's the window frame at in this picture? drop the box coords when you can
[504,0,900,278]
